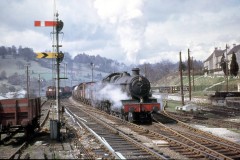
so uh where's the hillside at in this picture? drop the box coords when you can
[0,55,111,98]
[0,56,53,79]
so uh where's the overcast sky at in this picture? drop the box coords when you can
[0,0,240,64]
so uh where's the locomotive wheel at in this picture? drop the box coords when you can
[128,112,133,123]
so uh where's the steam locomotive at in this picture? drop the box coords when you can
[72,68,161,123]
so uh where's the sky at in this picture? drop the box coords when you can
[0,0,240,65]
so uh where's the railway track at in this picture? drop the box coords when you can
[19,99,90,159]
[68,98,240,159]
[163,111,240,129]
[198,103,240,119]
[0,99,51,159]
[63,99,167,159]
[151,111,240,160]
[0,133,27,159]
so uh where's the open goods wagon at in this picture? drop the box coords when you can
[0,97,41,138]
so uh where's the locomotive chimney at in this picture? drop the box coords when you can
[122,71,129,76]
[132,68,140,76]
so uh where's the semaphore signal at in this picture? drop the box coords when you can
[34,20,57,27]
[34,13,64,129]
[35,52,64,59]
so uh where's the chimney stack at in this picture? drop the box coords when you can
[132,68,140,76]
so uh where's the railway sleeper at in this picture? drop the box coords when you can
[223,151,240,157]
[122,152,152,156]
[210,147,229,152]
[187,154,206,159]
[113,145,142,150]
[230,154,240,159]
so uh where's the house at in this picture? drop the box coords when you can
[204,44,240,76]
[203,47,225,75]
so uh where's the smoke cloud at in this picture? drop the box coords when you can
[94,0,146,64]
[92,83,129,109]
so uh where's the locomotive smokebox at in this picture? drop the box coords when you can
[132,68,140,76]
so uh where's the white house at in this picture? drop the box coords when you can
[204,47,225,75]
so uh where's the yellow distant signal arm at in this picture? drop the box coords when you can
[36,52,64,59]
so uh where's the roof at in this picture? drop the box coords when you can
[227,44,240,55]
[204,49,225,62]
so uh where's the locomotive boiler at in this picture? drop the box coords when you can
[73,68,161,123]
[103,68,151,101]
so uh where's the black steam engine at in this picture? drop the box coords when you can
[103,68,151,101]
[72,68,161,123]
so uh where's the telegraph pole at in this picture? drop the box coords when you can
[179,51,184,106]
[91,62,94,82]
[226,44,229,92]
[26,65,30,99]
[192,57,195,91]
[144,63,147,78]
[38,74,41,97]
[187,49,191,101]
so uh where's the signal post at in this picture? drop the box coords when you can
[34,13,64,140]
[55,13,61,122]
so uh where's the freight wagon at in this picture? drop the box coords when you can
[0,97,41,138]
